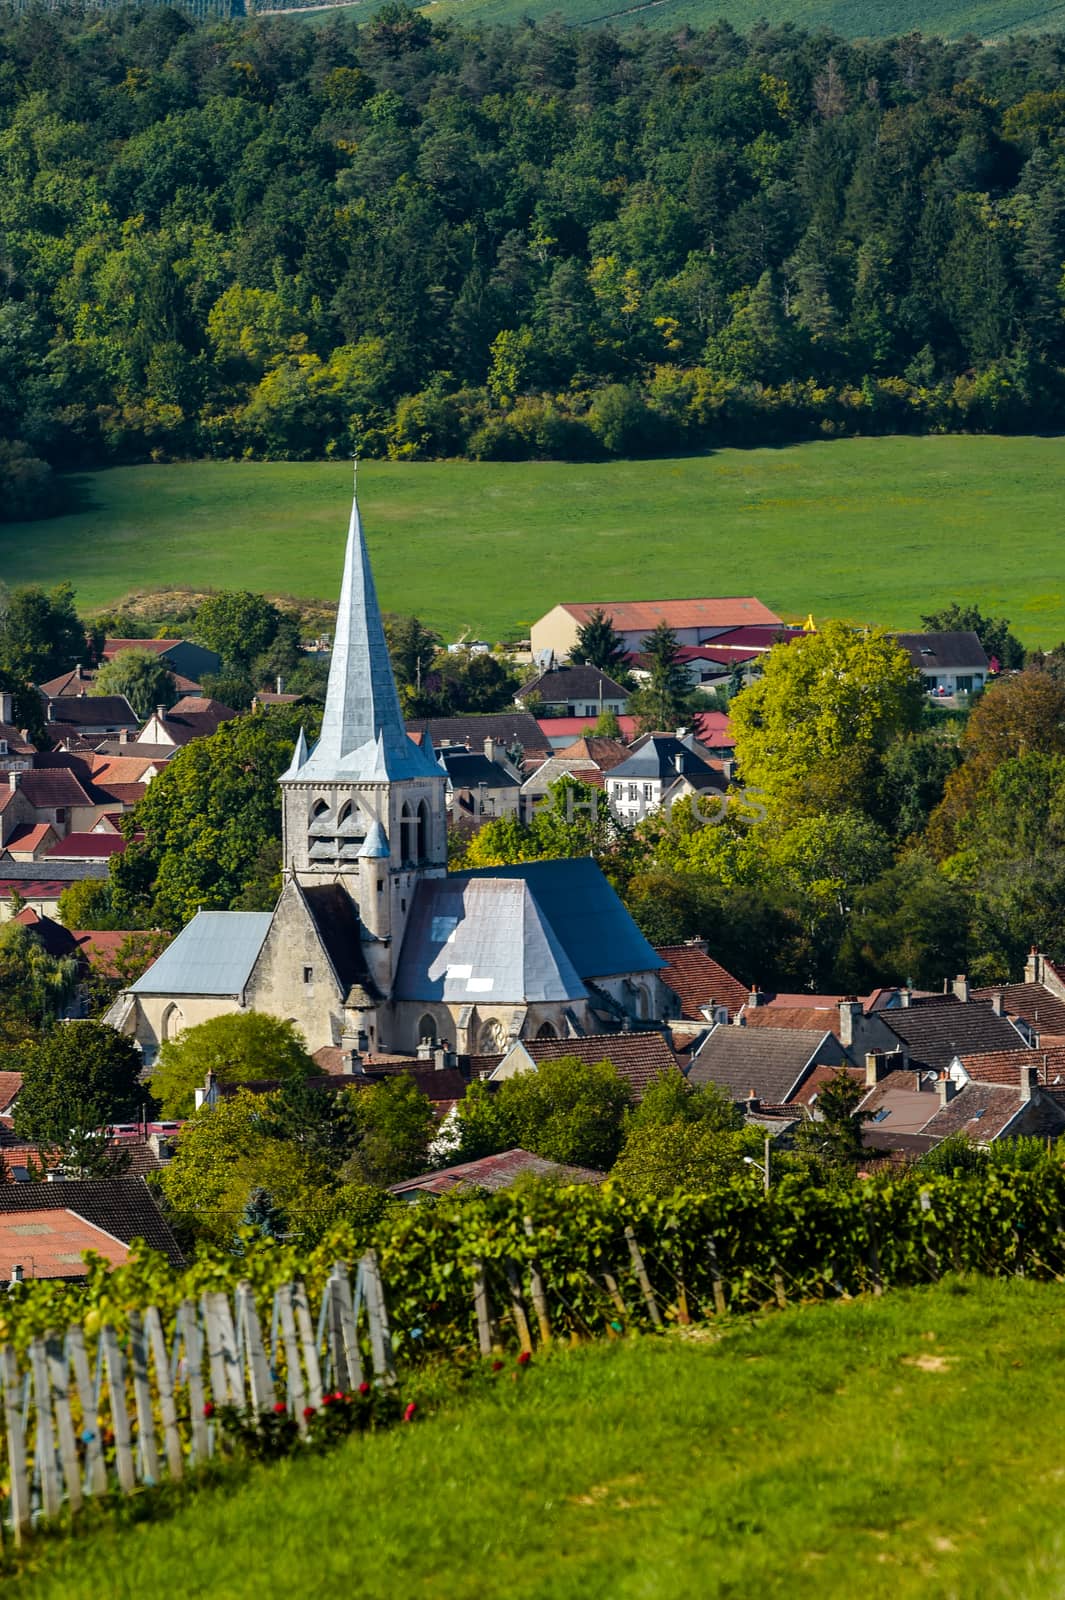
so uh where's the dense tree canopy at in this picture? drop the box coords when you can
[9,8,1065,498]
[152,1012,316,1116]
[13,1021,145,1176]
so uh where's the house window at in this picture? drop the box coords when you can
[643,784,654,800]
[956,675,973,694]
[583,705,596,716]
[627,784,638,802]
[303,966,314,984]
[377,878,384,892]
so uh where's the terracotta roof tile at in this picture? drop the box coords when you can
[956,1045,1065,1086]
[880,999,1029,1074]
[921,1082,1029,1142]
[744,1006,842,1032]
[47,833,127,859]
[559,599,783,632]
[0,1177,182,1271]
[390,1147,605,1197]
[514,1032,676,1101]
[655,945,749,1020]
[971,983,1065,1037]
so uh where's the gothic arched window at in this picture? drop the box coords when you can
[416,798,431,862]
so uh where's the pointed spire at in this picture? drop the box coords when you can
[282,725,309,779]
[285,486,441,784]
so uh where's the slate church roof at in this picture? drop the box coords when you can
[284,492,441,786]
[465,858,664,979]
[128,911,272,996]
[394,876,587,1004]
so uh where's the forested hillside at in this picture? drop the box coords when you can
[6,5,1065,517]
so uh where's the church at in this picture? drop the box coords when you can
[107,491,668,1061]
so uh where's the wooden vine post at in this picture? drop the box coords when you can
[624,1226,662,1329]
[522,1216,552,1345]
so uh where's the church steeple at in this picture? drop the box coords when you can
[287,485,440,784]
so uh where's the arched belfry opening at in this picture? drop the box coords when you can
[400,801,417,865]
[416,798,431,862]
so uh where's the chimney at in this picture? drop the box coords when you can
[937,1074,957,1106]
[953,974,970,1003]
[46,701,55,723]
[417,1037,434,1060]
[839,997,861,1049]
[1025,946,1041,985]
[10,1265,23,1285]
[8,770,18,792]
[747,987,764,1008]
[673,750,685,774]
[276,675,283,695]
[484,735,497,765]
[0,691,11,724]
[1019,1064,1038,1103]
[119,729,128,745]
[899,988,912,1007]
[744,1091,761,1115]
[865,1050,889,1087]
[990,991,1005,1016]
[155,705,166,721]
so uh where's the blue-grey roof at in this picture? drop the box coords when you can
[129,911,272,997]
[609,734,715,784]
[394,877,586,1004]
[284,493,441,785]
[466,857,664,979]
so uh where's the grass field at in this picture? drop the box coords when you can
[15,1276,1065,1599]
[8,438,1061,643]
[287,0,1065,38]
[4,435,1065,645]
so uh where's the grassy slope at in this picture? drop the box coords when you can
[17,1277,1065,1600]
[5,436,1065,645]
[292,0,1065,36]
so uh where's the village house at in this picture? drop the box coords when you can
[0,694,36,776]
[0,1179,182,1282]
[893,631,990,700]
[406,712,550,773]
[101,637,222,688]
[529,598,784,662]
[606,732,727,822]
[108,491,671,1060]
[437,739,523,826]
[515,664,630,721]
[389,1148,605,1200]
[686,1025,852,1103]
[536,716,639,750]
[41,694,140,746]
[135,696,238,749]
[520,736,629,804]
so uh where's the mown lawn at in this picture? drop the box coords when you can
[4,436,1065,644]
[15,1276,1065,1599]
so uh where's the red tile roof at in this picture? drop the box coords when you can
[971,983,1065,1037]
[12,769,94,809]
[92,782,147,808]
[956,1045,1065,1086]
[554,737,630,769]
[512,1032,676,1101]
[536,716,639,741]
[102,638,177,659]
[655,944,749,1020]
[389,1147,605,1197]
[790,1064,865,1106]
[744,1006,843,1033]
[47,833,127,860]
[559,599,783,632]
[2,823,56,856]
[0,1074,21,1113]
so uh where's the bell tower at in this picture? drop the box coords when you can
[279,484,447,994]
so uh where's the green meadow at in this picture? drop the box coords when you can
[4,436,1064,645]
[16,1277,1065,1600]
